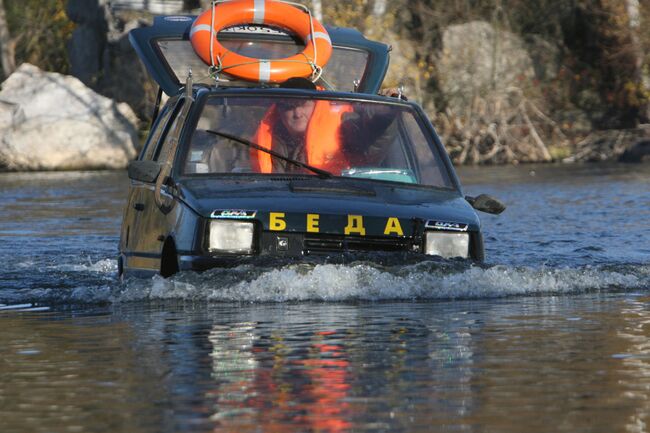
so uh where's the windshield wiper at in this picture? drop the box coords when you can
[205,129,333,179]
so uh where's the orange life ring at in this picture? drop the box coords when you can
[190,0,332,83]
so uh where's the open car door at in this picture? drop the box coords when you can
[129,16,390,95]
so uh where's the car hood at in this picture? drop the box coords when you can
[178,177,481,232]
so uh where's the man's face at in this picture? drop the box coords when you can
[278,100,316,136]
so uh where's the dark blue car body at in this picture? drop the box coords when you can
[119,16,484,278]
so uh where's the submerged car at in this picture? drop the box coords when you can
[119,15,504,278]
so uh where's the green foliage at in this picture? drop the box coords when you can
[5,0,74,74]
[322,0,372,30]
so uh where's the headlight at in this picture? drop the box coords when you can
[424,231,469,258]
[209,220,254,253]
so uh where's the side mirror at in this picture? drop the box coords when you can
[466,194,506,215]
[127,160,161,183]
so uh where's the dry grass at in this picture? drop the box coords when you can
[433,87,569,164]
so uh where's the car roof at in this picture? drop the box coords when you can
[130,16,391,96]
[192,86,411,102]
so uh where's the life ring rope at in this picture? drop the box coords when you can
[208,0,322,74]
[192,0,331,83]
[209,51,324,83]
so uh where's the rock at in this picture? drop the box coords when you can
[564,127,650,163]
[525,35,561,81]
[0,100,24,130]
[438,21,535,113]
[68,25,106,85]
[381,31,435,112]
[555,108,593,134]
[65,0,106,24]
[66,0,109,87]
[97,29,157,124]
[619,139,650,163]
[0,63,138,171]
[65,2,157,122]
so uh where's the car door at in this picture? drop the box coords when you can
[132,97,188,264]
[126,98,183,272]
[121,101,175,257]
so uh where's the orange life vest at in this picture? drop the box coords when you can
[252,101,354,174]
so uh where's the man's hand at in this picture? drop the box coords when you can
[378,87,407,101]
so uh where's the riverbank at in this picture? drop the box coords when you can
[2,2,650,168]
[442,123,650,165]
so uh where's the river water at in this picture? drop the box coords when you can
[1,163,649,433]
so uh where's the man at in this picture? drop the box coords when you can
[251,78,403,174]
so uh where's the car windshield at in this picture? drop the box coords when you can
[182,95,454,189]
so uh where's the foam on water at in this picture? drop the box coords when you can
[56,258,118,274]
[114,262,649,303]
[5,257,645,305]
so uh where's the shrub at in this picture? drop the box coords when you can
[4,0,73,75]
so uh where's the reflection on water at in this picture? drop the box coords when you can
[0,311,169,433]
[208,322,260,428]
[0,163,649,432]
[3,298,650,432]
[617,295,650,432]
[208,321,354,433]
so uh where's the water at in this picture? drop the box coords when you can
[0,163,649,432]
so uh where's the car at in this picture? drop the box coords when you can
[118,14,504,278]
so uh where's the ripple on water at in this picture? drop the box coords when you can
[0,164,648,306]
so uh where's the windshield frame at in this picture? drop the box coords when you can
[174,88,463,193]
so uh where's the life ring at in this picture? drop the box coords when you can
[190,0,332,83]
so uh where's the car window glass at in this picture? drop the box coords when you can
[154,101,185,162]
[402,114,453,188]
[182,96,455,190]
[219,40,368,91]
[140,105,173,160]
[321,48,368,91]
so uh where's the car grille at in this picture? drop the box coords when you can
[304,234,411,254]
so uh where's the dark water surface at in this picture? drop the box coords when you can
[1,163,649,432]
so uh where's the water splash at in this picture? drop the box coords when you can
[115,262,648,303]
[53,258,118,274]
[2,257,648,305]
